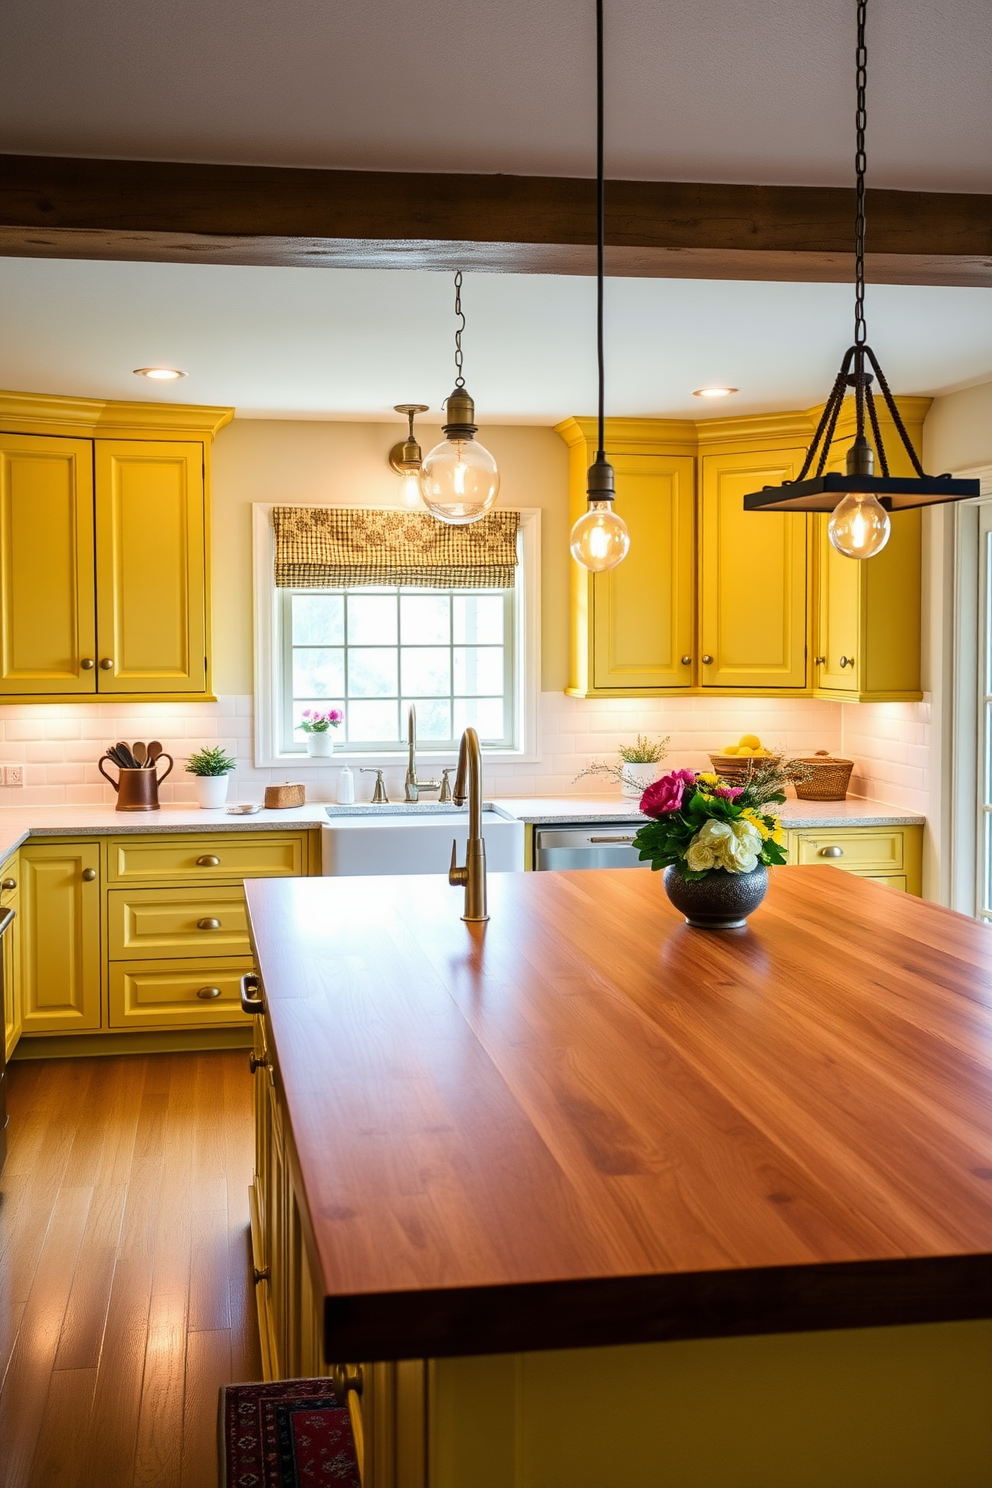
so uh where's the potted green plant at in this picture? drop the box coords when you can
[185,745,237,809]
[574,735,669,797]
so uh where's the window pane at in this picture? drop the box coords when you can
[401,647,451,697]
[348,648,398,698]
[292,593,344,645]
[293,647,344,697]
[454,647,504,695]
[348,699,401,741]
[453,594,504,644]
[404,699,451,740]
[348,595,397,644]
[401,594,450,645]
[454,697,504,738]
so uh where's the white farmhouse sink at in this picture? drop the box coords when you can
[321,805,525,876]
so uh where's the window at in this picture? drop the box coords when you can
[281,585,515,751]
[253,506,540,764]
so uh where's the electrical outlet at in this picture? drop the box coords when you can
[4,765,24,787]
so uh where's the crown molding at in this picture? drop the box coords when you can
[0,388,234,440]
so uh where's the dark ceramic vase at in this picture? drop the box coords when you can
[663,862,768,930]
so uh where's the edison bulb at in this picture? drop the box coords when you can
[828,492,891,560]
[570,501,630,572]
[399,472,424,509]
[419,435,499,525]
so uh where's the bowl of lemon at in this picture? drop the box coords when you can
[708,735,781,781]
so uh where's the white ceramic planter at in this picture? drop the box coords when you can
[191,774,230,808]
[621,762,660,798]
[305,732,335,758]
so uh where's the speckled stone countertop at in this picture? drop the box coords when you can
[485,795,925,828]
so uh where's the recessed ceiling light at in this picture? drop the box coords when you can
[133,367,186,381]
[693,386,737,398]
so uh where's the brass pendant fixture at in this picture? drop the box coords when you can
[419,273,500,526]
[743,0,978,557]
[388,403,429,508]
[570,0,629,574]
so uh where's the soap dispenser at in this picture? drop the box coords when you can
[335,763,355,805]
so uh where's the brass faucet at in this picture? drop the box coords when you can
[404,704,440,802]
[448,727,488,922]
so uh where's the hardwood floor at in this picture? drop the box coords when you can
[0,1051,262,1488]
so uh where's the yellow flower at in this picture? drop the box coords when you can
[741,807,774,842]
[697,772,719,786]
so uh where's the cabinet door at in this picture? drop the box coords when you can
[94,440,206,694]
[699,450,809,690]
[0,433,96,695]
[20,842,101,1033]
[590,454,695,691]
[2,870,21,1060]
[815,513,861,694]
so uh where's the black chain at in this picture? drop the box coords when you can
[596,0,606,461]
[453,270,466,388]
[854,0,868,347]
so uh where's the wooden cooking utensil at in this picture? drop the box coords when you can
[146,741,163,768]
[133,742,147,766]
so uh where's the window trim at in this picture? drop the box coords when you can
[252,504,541,767]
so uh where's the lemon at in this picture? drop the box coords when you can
[753,748,769,757]
[739,733,761,749]
[722,745,739,755]
[736,746,753,757]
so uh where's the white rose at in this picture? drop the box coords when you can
[685,838,716,872]
[722,819,763,873]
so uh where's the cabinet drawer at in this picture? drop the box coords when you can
[108,885,250,959]
[108,958,253,1028]
[790,829,905,873]
[859,874,909,892]
[108,833,306,884]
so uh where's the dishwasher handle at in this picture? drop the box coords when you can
[588,834,637,844]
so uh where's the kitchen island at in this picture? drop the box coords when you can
[244,866,992,1488]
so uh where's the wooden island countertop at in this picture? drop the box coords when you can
[244,866,992,1362]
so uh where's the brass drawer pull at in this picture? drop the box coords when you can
[332,1363,365,1400]
[197,854,221,867]
[818,845,844,858]
[80,657,95,670]
[197,917,222,930]
[1,877,15,892]
[240,972,265,1015]
[249,1052,270,1072]
[197,986,222,1000]
[82,867,97,881]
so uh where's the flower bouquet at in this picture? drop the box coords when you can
[296,707,344,757]
[632,763,790,929]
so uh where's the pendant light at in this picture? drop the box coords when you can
[419,273,500,526]
[743,0,978,554]
[570,0,630,574]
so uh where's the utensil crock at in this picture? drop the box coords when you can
[99,753,173,811]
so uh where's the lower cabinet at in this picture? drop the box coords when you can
[20,840,102,1033]
[786,824,922,895]
[1,859,21,1059]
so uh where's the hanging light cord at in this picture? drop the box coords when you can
[853,0,867,353]
[595,0,606,463]
[453,270,466,389]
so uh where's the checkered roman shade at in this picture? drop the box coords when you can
[271,507,519,590]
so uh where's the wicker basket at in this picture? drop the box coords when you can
[792,751,854,801]
[707,753,782,782]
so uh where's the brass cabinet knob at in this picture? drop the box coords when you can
[196,854,221,867]
[80,658,95,670]
[81,867,97,881]
[332,1363,365,1400]
[701,654,714,665]
[839,655,854,668]
[1,877,16,892]
[249,1052,270,1072]
[680,655,692,666]
[814,655,826,665]
[197,917,222,930]
[253,1265,270,1284]
[197,986,222,1000]
[99,658,114,670]
[818,845,844,858]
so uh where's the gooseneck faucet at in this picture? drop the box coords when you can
[448,726,488,922]
[404,704,440,803]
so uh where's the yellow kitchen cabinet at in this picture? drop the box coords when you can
[94,440,206,694]
[699,447,809,691]
[1,858,21,1060]
[786,824,923,895]
[0,432,96,696]
[0,390,232,702]
[19,840,102,1033]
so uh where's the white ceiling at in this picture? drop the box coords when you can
[3,0,991,192]
[1,257,991,423]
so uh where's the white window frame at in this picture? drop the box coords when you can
[252,504,541,767]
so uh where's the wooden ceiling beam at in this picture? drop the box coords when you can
[2,153,991,285]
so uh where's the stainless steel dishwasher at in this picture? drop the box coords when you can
[533,823,647,870]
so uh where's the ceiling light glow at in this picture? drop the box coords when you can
[693,386,737,398]
[134,367,186,381]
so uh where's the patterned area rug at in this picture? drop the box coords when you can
[219,1379,361,1487]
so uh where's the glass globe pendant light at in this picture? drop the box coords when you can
[419,273,500,525]
[742,0,978,548]
[570,0,629,575]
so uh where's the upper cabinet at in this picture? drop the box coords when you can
[557,403,926,702]
[0,392,232,702]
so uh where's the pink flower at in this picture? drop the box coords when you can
[639,769,696,817]
[713,785,743,800]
